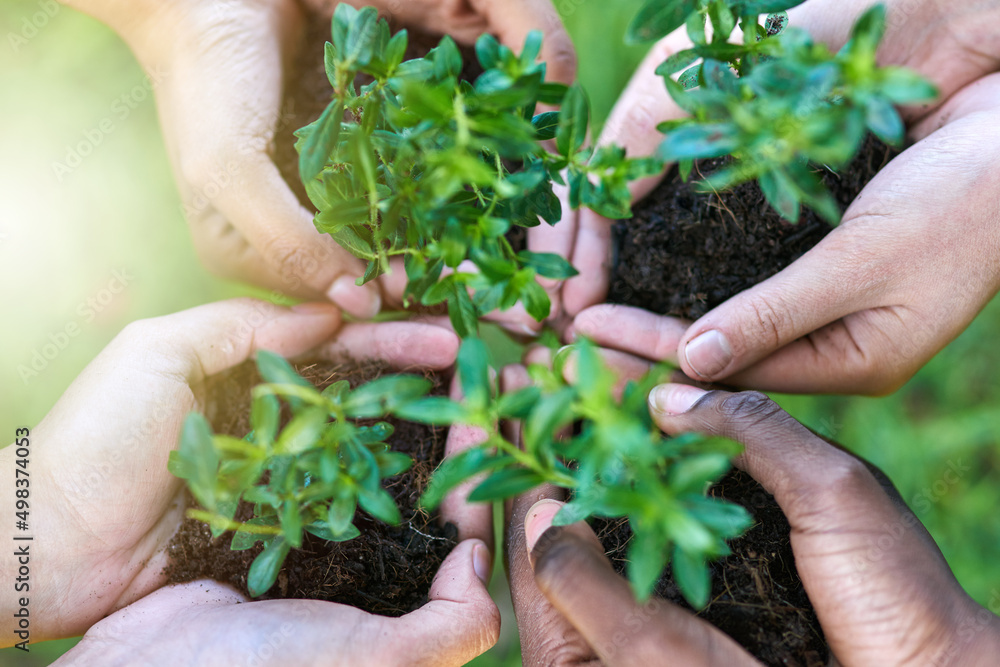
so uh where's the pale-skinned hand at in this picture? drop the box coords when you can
[507,383,1000,666]
[561,0,1000,394]
[62,0,576,321]
[0,298,499,658]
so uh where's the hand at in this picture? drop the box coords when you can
[55,542,497,667]
[62,0,383,316]
[508,385,1000,666]
[0,298,472,643]
[563,0,1000,394]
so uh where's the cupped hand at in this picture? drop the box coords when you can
[507,384,1000,665]
[562,0,1000,393]
[55,539,498,667]
[76,0,385,316]
[0,297,471,643]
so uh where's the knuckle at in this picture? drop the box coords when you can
[742,292,794,349]
[786,455,874,520]
[528,635,596,667]
[715,391,782,424]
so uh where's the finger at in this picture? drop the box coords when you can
[469,0,577,85]
[440,379,495,549]
[162,6,380,317]
[394,539,501,667]
[528,183,574,322]
[316,321,459,369]
[120,298,342,385]
[562,207,615,317]
[525,500,757,666]
[571,304,688,363]
[647,385,883,524]
[558,346,660,399]
[718,306,934,395]
[674,224,898,385]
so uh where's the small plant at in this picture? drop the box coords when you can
[168,351,436,596]
[295,4,660,336]
[411,338,751,607]
[171,340,749,608]
[628,0,937,222]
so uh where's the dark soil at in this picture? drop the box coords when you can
[601,139,899,664]
[593,470,825,667]
[610,136,899,320]
[164,360,456,616]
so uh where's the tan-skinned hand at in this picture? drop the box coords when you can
[0,298,499,663]
[506,381,1000,666]
[560,0,1000,394]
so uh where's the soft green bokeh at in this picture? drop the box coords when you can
[1,0,997,665]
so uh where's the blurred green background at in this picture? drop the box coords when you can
[1,0,997,664]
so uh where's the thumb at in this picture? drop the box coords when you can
[392,539,501,666]
[676,238,886,385]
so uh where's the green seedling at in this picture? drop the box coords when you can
[296,4,661,336]
[168,351,435,597]
[629,0,937,223]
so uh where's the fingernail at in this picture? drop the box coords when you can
[552,345,576,377]
[327,275,381,319]
[649,383,708,415]
[524,499,564,552]
[290,302,339,316]
[472,542,492,584]
[684,330,732,378]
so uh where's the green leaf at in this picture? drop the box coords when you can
[307,520,360,542]
[358,487,402,525]
[475,33,501,69]
[668,453,732,494]
[521,30,544,68]
[627,524,670,600]
[169,413,219,511]
[878,68,938,104]
[523,387,576,454]
[250,393,281,447]
[673,546,711,609]
[497,386,542,419]
[678,64,702,90]
[736,0,806,13]
[532,111,561,141]
[232,517,279,551]
[759,169,801,222]
[327,488,358,535]
[521,279,551,322]
[468,468,546,503]
[331,4,357,56]
[457,337,492,408]
[299,99,344,184]
[627,0,700,44]
[448,283,480,338]
[247,537,290,597]
[275,407,328,455]
[517,251,579,280]
[257,351,313,393]
[385,29,408,70]
[376,451,413,478]
[537,82,570,106]
[658,123,741,161]
[654,49,700,77]
[343,375,433,418]
[865,96,904,145]
[556,83,590,156]
[314,196,369,235]
[281,498,304,548]
[344,6,379,66]
[421,448,506,510]
[394,397,469,425]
